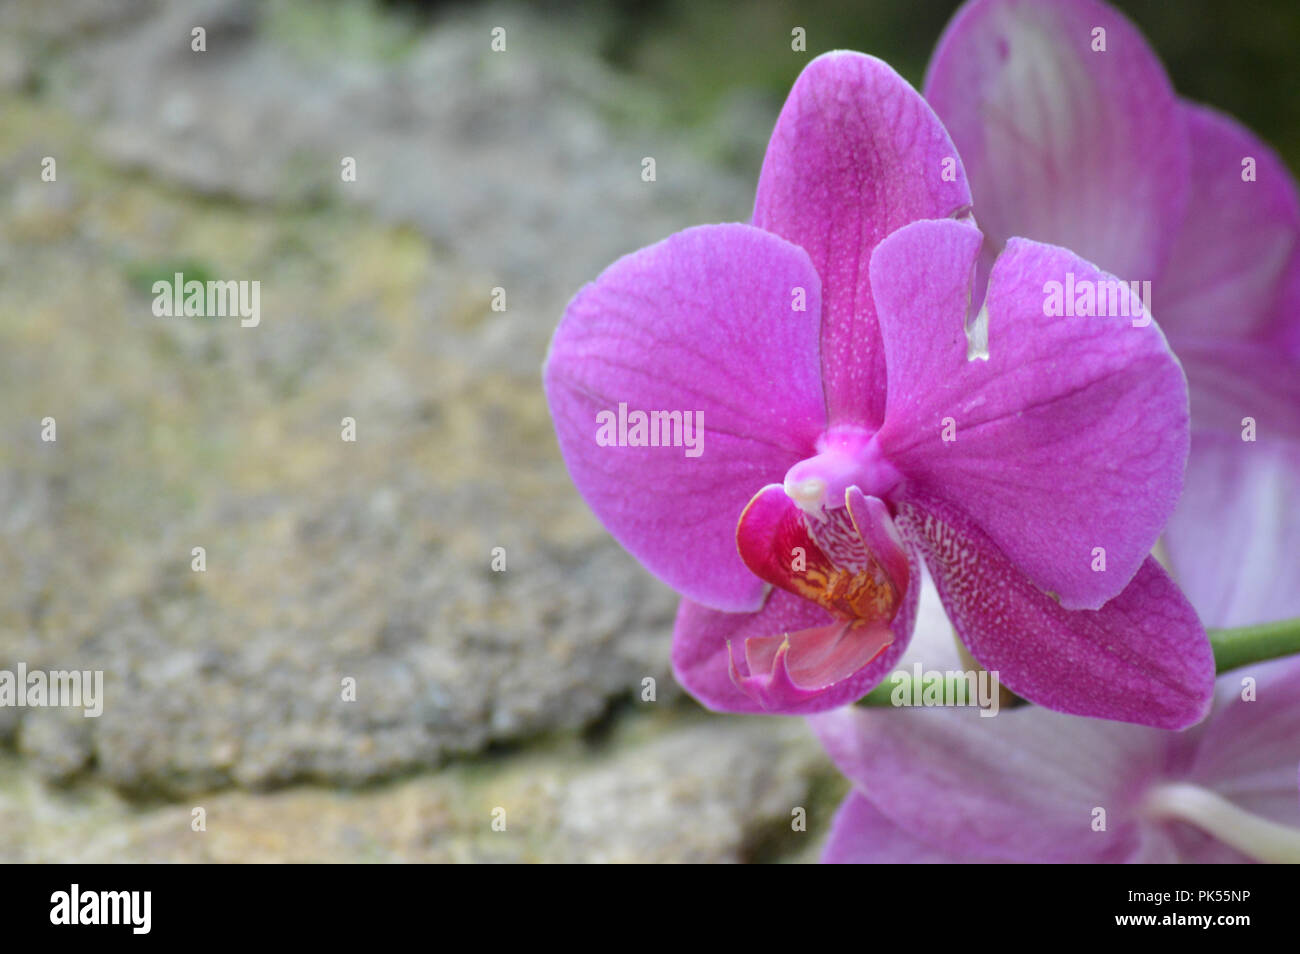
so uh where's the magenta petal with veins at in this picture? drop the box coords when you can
[545,223,826,614]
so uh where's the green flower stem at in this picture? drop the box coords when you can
[860,682,895,706]
[1209,617,1300,673]
[858,673,978,707]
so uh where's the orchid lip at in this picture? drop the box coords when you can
[729,474,912,710]
[726,617,895,711]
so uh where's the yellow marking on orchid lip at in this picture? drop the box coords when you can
[800,562,895,623]
[828,567,896,621]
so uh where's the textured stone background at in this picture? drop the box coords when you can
[11,0,1289,865]
[0,0,845,861]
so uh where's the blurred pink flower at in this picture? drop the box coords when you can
[813,654,1300,863]
[925,0,1300,628]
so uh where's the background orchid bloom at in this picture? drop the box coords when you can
[812,654,1300,864]
[545,51,1213,727]
[925,0,1300,629]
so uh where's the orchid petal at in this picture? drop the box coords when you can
[822,792,979,864]
[810,702,1164,862]
[891,569,966,674]
[1188,656,1300,826]
[753,51,972,426]
[924,0,1189,280]
[872,219,1189,609]
[671,591,821,715]
[1159,103,1300,348]
[1164,433,1300,628]
[895,492,1214,729]
[544,224,827,612]
[1177,341,1300,442]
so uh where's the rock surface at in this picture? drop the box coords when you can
[0,0,832,860]
[0,717,844,863]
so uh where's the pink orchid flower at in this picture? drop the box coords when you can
[925,0,1300,629]
[812,653,1300,863]
[544,51,1213,727]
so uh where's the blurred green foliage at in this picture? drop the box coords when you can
[122,259,218,300]
[580,0,1300,177]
